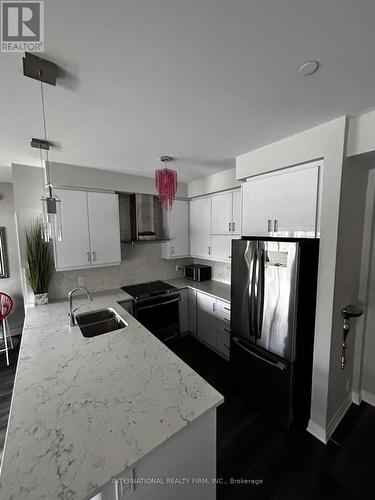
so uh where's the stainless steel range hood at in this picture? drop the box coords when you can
[130,194,155,240]
[125,193,168,243]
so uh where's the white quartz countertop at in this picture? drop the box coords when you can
[0,289,223,500]
[164,278,231,303]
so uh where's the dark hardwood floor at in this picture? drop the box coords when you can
[0,339,20,462]
[173,335,375,500]
[0,334,374,500]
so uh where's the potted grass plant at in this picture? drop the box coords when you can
[25,219,53,306]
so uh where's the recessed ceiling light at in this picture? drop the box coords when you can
[298,60,320,76]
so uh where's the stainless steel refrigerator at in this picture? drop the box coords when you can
[230,237,319,429]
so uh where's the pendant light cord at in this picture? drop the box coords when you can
[39,72,51,187]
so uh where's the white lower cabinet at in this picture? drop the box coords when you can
[194,291,231,359]
[196,292,217,348]
[216,329,230,359]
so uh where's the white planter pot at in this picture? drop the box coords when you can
[34,293,48,306]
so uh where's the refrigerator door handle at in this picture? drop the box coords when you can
[246,245,257,336]
[232,337,286,371]
[256,248,265,339]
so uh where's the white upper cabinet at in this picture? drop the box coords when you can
[190,189,241,261]
[242,176,274,236]
[212,192,233,234]
[242,163,320,237]
[54,189,91,270]
[211,234,240,261]
[273,166,319,236]
[211,190,241,235]
[87,192,121,266]
[54,189,121,271]
[232,189,241,235]
[161,200,189,259]
[190,196,212,258]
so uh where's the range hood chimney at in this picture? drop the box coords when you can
[130,194,156,241]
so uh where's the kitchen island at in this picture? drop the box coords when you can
[0,289,223,500]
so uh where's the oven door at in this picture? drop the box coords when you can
[135,293,180,344]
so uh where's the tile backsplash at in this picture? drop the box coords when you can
[49,243,192,299]
[193,258,231,284]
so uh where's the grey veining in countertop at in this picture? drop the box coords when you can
[0,289,223,500]
[164,278,231,303]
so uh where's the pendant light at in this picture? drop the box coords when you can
[24,53,62,242]
[155,156,177,210]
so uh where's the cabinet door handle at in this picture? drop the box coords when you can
[171,245,174,256]
[267,219,272,233]
[208,246,211,255]
[213,302,216,312]
[92,251,97,262]
[274,219,279,232]
[87,251,91,263]
[228,222,232,232]
[232,222,235,232]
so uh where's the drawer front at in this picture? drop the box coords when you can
[217,330,230,358]
[216,300,231,314]
[217,321,231,336]
[217,308,231,326]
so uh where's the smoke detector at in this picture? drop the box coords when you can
[298,60,320,76]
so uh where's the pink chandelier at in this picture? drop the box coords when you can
[155,156,177,210]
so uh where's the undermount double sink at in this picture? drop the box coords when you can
[76,308,126,337]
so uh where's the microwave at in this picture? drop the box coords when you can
[184,264,211,282]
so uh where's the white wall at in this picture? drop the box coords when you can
[49,162,188,198]
[327,156,370,425]
[235,116,348,442]
[350,160,375,408]
[187,167,241,198]
[347,110,375,158]
[12,164,45,307]
[11,163,191,304]
[0,182,24,336]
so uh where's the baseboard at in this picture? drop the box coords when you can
[361,390,375,407]
[308,397,353,445]
[307,420,327,444]
[352,391,361,405]
[326,397,352,441]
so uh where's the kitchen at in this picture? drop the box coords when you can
[1,2,375,500]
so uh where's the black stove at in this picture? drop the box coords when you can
[121,281,181,346]
[121,280,178,301]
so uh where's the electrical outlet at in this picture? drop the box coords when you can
[78,277,85,286]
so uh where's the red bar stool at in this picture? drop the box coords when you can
[0,292,14,367]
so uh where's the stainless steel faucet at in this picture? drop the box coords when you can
[68,286,93,326]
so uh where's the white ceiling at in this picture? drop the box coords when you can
[1,0,375,183]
